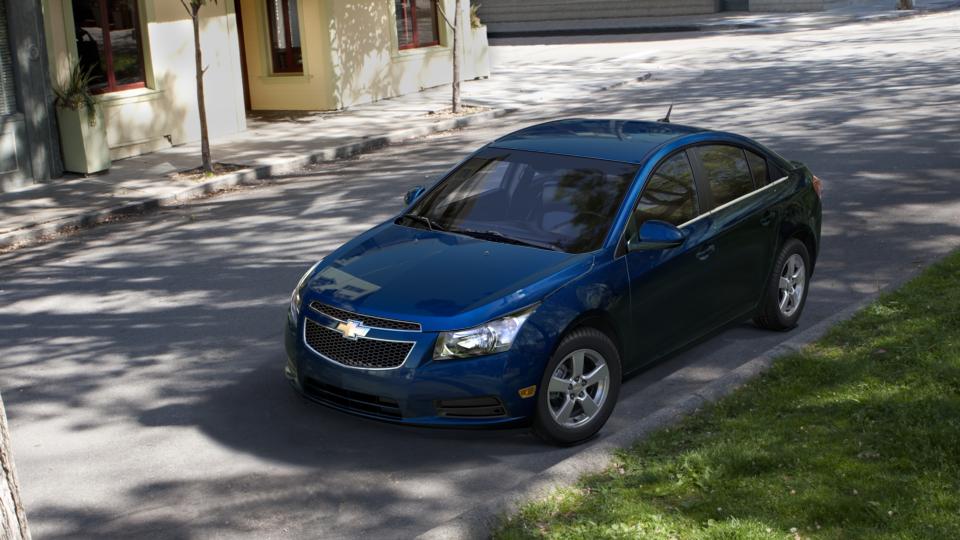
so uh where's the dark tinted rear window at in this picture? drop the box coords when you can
[698,145,754,208]
[745,150,768,188]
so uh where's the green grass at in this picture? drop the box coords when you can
[496,251,960,540]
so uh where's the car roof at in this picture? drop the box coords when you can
[489,119,710,165]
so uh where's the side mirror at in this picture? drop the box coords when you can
[404,186,426,205]
[627,220,685,252]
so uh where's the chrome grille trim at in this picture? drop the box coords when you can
[309,301,421,332]
[303,318,415,370]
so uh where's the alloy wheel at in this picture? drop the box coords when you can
[778,253,806,317]
[547,349,610,428]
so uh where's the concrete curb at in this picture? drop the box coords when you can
[416,294,880,540]
[0,107,516,252]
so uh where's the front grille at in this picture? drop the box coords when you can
[435,396,508,419]
[303,377,402,419]
[310,302,421,331]
[304,319,414,369]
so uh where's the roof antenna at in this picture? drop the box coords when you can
[658,103,673,124]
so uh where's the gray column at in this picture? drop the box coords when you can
[7,0,62,181]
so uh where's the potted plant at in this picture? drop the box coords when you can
[54,64,111,174]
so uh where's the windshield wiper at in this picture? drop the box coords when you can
[401,213,444,231]
[449,228,561,251]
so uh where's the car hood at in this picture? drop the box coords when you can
[302,223,593,331]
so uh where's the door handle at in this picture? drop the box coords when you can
[695,244,716,261]
[760,209,777,226]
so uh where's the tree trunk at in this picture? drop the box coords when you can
[0,393,30,540]
[191,5,213,173]
[452,0,462,114]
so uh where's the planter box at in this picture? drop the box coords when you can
[56,104,111,174]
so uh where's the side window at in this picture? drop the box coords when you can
[745,150,768,188]
[632,151,699,230]
[769,161,790,182]
[698,145,754,208]
[72,0,147,93]
[266,0,304,74]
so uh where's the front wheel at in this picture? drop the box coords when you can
[754,238,811,331]
[533,327,621,446]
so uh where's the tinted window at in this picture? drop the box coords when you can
[633,151,698,228]
[745,150,768,188]
[407,150,638,254]
[769,161,790,182]
[698,145,754,208]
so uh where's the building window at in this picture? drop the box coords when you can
[266,0,302,73]
[72,0,146,93]
[395,0,440,50]
[0,0,16,116]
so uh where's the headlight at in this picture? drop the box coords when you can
[434,305,538,360]
[289,261,321,319]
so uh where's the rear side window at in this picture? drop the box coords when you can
[745,150,768,187]
[697,145,754,208]
[633,151,699,228]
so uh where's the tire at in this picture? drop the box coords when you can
[754,238,811,331]
[533,327,622,446]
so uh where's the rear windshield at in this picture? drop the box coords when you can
[404,149,639,253]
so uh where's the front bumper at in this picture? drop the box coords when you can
[284,311,546,427]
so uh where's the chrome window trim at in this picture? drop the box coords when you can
[309,301,422,333]
[302,317,417,371]
[676,175,789,230]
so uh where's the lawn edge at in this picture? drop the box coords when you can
[417,288,897,540]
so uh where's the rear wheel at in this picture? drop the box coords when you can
[754,238,811,330]
[533,327,621,446]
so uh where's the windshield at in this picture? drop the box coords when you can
[402,149,639,253]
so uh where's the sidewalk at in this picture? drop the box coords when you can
[2,0,957,251]
[0,95,513,251]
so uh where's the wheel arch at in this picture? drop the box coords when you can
[557,310,625,377]
[787,225,818,275]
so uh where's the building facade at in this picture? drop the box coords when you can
[238,0,490,111]
[1,0,60,191]
[34,0,490,176]
[477,0,825,25]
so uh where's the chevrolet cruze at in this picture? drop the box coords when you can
[285,119,822,445]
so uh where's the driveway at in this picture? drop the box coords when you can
[2,12,959,539]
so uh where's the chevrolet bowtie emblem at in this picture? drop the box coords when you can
[335,319,370,341]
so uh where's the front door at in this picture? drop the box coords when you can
[624,149,715,367]
[232,0,251,111]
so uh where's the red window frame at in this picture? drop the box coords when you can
[266,0,302,74]
[77,0,147,94]
[396,0,440,50]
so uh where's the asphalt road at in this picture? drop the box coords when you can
[2,13,959,539]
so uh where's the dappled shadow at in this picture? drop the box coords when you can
[2,13,960,538]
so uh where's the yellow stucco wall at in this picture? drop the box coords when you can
[238,0,338,110]
[43,0,247,160]
[241,0,491,111]
[330,0,490,109]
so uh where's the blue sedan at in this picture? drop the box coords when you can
[285,119,823,444]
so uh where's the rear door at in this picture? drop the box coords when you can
[689,144,786,322]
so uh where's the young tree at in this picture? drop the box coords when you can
[180,0,217,173]
[437,0,464,113]
[0,393,30,540]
